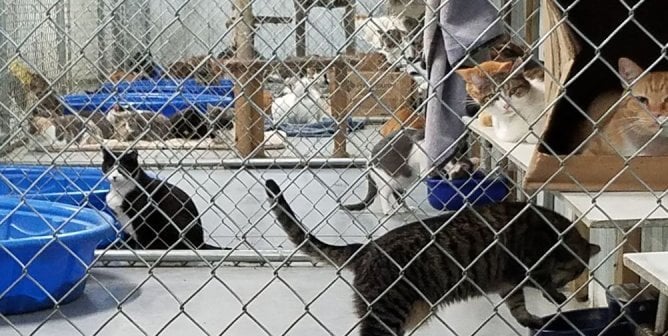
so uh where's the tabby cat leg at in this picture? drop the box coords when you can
[500,286,543,329]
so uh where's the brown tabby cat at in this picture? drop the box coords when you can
[379,105,425,137]
[265,179,600,335]
[581,57,668,156]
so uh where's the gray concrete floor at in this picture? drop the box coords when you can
[1,266,588,336]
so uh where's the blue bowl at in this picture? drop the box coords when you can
[530,308,632,335]
[0,197,115,315]
[61,92,233,117]
[99,78,235,97]
[425,172,509,211]
[0,165,118,247]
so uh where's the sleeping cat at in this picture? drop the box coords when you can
[102,148,221,249]
[169,106,235,140]
[581,57,668,156]
[343,129,478,214]
[265,179,601,334]
[272,75,329,124]
[28,115,104,149]
[456,59,546,143]
[107,105,172,141]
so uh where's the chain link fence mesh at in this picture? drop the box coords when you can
[0,0,666,335]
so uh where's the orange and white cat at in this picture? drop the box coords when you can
[582,58,668,156]
[456,59,546,143]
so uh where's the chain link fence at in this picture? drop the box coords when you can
[0,0,666,335]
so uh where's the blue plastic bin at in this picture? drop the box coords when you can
[0,198,115,315]
[99,78,234,97]
[425,172,509,211]
[61,92,232,117]
[0,165,118,247]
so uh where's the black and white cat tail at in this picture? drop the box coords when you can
[264,179,362,267]
[341,176,377,211]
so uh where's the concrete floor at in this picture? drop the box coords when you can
[1,266,588,336]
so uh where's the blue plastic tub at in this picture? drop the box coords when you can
[61,92,233,117]
[0,165,118,247]
[529,308,632,335]
[99,78,235,97]
[425,171,509,211]
[0,197,115,315]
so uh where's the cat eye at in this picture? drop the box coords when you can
[636,96,649,105]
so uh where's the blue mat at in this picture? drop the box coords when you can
[265,118,366,137]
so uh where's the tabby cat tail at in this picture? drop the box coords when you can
[265,179,361,266]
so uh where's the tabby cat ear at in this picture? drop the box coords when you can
[589,243,601,257]
[618,57,644,85]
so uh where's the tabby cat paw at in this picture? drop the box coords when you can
[516,315,544,329]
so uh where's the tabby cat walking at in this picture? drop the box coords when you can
[265,179,599,335]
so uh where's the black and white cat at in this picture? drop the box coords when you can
[102,148,221,249]
[343,129,479,215]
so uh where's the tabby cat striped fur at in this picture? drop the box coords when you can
[265,179,600,335]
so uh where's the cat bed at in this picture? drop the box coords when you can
[265,118,366,137]
[98,78,234,97]
[29,130,287,152]
[61,92,233,118]
[0,197,115,315]
[523,0,668,192]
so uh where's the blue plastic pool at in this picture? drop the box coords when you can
[0,165,118,247]
[425,171,509,211]
[0,197,115,315]
[61,92,233,117]
[99,78,235,97]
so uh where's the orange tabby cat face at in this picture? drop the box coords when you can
[455,61,513,106]
[618,57,668,136]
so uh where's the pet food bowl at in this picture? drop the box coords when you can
[0,197,115,315]
[99,78,235,97]
[425,171,509,211]
[0,165,117,247]
[606,283,659,326]
[61,92,233,117]
[529,308,632,336]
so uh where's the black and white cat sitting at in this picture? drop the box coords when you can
[102,148,222,249]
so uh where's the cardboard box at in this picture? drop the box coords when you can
[345,70,415,117]
[523,0,668,192]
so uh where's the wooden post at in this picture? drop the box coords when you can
[294,0,306,58]
[524,0,540,45]
[329,63,348,158]
[233,0,265,158]
[615,228,642,284]
[343,1,356,54]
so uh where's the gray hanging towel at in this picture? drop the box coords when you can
[423,0,502,167]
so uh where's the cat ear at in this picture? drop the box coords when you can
[498,61,515,73]
[469,157,481,168]
[125,149,139,161]
[101,146,113,159]
[455,68,474,82]
[589,243,601,257]
[618,57,644,85]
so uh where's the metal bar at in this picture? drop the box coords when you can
[221,157,367,169]
[294,0,306,57]
[95,249,313,263]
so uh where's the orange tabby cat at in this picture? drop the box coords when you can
[380,104,425,137]
[581,58,668,156]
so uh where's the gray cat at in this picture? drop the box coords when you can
[265,179,601,335]
[107,106,172,141]
[343,129,478,214]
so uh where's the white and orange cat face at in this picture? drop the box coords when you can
[619,57,668,136]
